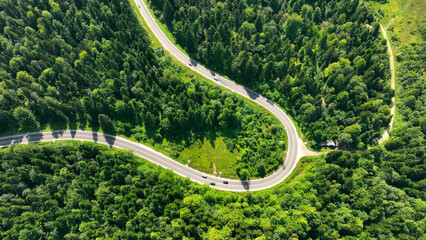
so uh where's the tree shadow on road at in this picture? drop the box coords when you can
[244,87,259,100]
[105,135,116,147]
[70,130,77,138]
[240,180,250,190]
[0,135,23,146]
[92,132,98,143]
[27,133,43,143]
[52,130,64,139]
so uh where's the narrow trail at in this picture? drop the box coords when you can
[378,24,396,144]
[385,17,397,29]
[384,0,413,29]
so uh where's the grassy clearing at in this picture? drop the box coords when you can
[368,0,424,46]
[178,137,240,178]
[369,0,410,24]
[386,0,424,45]
[1,1,312,188]
[130,0,290,167]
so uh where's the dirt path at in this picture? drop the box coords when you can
[212,163,217,175]
[385,17,397,29]
[378,24,396,144]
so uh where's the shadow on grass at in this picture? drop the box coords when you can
[206,131,216,149]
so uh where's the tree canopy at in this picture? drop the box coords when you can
[0,141,424,239]
[0,0,287,178]
[0,0,424,239]
[149,0,393,148]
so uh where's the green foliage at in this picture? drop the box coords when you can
[381,42,425,200]
[395,43,425,134]
[0,1,423,239]
[149,0,393,148]
[98,114,114,133]
[285,13,303,41]
[0,0,286,178]
[0,142,424,239]
[239,168,249,180]
[13,107,39,130]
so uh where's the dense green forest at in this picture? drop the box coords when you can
[0,0,287,178]
[0,142,424,239]
[378,42,425,200]
[0,0,425,239]
[148,0,393,148]
[365,0,426,201]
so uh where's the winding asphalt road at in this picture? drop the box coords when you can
[0,128,306,191]
[0,1,314,191]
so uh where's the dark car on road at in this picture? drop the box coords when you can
[210,182,216,186]
[223,180,228,184]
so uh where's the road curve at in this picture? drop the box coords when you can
[132,0,311,184]
[0,1,312,192]
[1,130,299,191]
